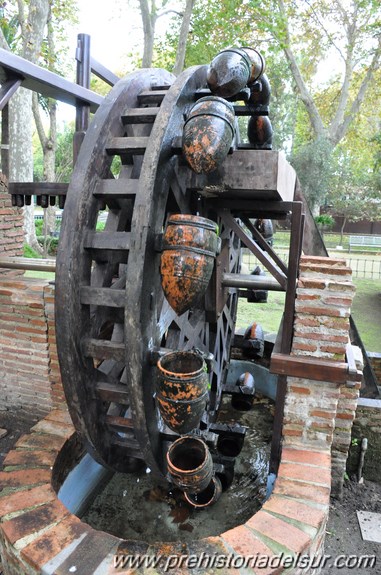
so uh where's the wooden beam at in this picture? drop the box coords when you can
[0,77,22,111]
[270,352,362,384]
[220,210,288,289]
[0,48,102,112]
[0,257,55,272]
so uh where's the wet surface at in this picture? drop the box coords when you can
[81,397,273,542]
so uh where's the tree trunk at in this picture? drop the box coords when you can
[139,0,156,67]
[172,0,195,76]
[9,88,42,253]
[340,217,347,246]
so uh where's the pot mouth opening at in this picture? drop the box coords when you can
[167,437,208,473]
[158,351,205,377]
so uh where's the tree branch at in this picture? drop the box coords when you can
[32,93,47,148]
[276,0,327,138]
[330,35,381,145]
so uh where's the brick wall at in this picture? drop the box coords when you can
[0,173,24,276]
[0,277,65,419]
[283,256,359,499]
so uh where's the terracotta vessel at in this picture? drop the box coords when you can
[207,47,251,98]
[247,115,273,148]
[157,350,208,400]
[160,214,219,315]
[241,47,266,85]
[156,391,208,434]
[166,436,213,493]
[184,475,222,508]
[182,96,235,174]
[231,372,255,411]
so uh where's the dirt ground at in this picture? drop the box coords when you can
[0,409,380,574]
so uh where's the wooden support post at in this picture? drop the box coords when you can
[74,34,91,165]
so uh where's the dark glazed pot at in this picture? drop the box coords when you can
[156,391,208,434]
[184,475,222,508]
[160,214,219,315]
[207,48,251,98]
[231,372,255,411]
[167,436,213,493]
[182,96,235,174]
[157,350,208,400]
[241,47,266,84]
[247,115,273,148]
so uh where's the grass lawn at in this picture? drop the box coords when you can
[351,278,381,352]
[236,278,381,353]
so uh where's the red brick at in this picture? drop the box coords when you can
[298,278,327,290]
[289,386,310,395]
[44,409,72,425]
[336,411,356,420]
[281,448,330,468]
[292,341,318,352]
[295,304,348,318]
[15,433,65,452]
[294,316,321,327]
[0,484,55,518]
[3,449,57,468]
[264,495,326,528]
[21,515,91,570]
[30,419,73,438]
[277,462,331,487]
[1,499,69,545]
[309,410,336,420]
[0,468,51,490]
[320,344,346,354]
[274,478,330,505]
[222,525,281,575]
[283,427,303,437]
[247,510,312,554]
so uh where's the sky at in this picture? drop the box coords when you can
[57,0,145,123]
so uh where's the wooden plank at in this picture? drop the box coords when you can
[270,352,362,384]
[220,211,287,289]
[83,231,131,251]
[80,286,125,307]
[242,217,288,275]
[122,107,159,124]
[93,179,137,199]
[90,57,120,87]
[96,382,130,404]
[82,339,125,361]
[8,182,68,196]
[137,90,168,104]
[106,415,134,432]
[0,257,56,271]
[111,436,144,459]
[106,136,149,155]
[0,48,102,112]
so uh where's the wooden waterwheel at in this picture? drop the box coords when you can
[55,66,247,476]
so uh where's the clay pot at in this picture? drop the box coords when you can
[184,476,222,508]
[241,47,265,84]
[247,115,273,149]
[167,436,213,493]
[207,48,251,98]
[157,351,208,400]
[182,96,235,174]
[231,372,255,411]
[156,391,208,434]
[160,214,219,315]
[248,73,271,108]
